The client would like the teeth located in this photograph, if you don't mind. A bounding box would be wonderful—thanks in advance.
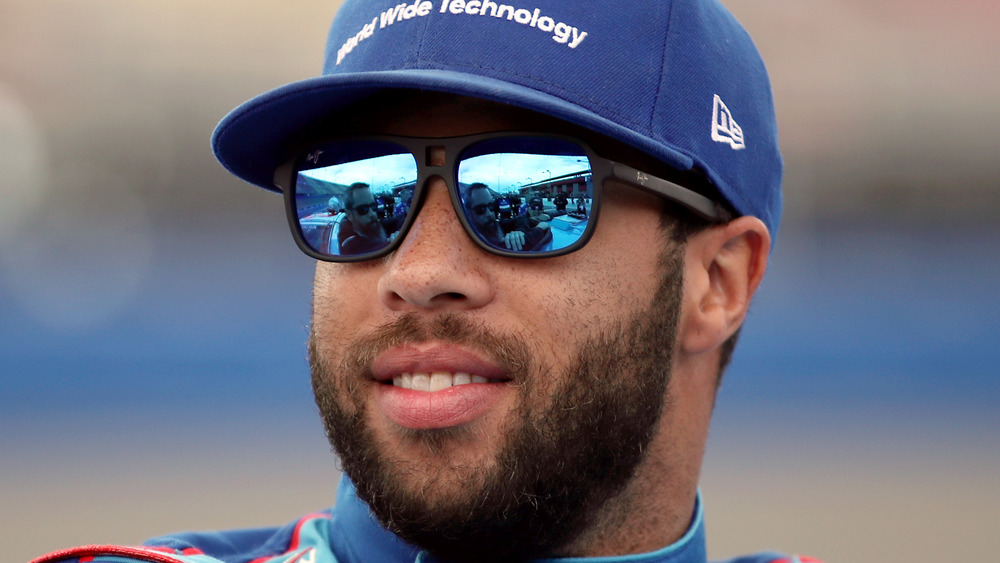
[411,374,430,391]
[429,372,451,392]
[392,371,487,391]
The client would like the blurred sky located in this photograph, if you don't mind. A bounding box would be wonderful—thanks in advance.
[1,1,999,562]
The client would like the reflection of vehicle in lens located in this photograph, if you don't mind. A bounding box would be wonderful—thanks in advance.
[547,214,589,251]
[299,211,347,255]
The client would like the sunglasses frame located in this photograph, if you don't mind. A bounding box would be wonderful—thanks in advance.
[274,131,727,262]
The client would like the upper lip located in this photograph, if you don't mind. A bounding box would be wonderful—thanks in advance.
[370,343,509,382]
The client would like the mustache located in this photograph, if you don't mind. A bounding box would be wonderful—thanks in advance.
[311,313,533,383]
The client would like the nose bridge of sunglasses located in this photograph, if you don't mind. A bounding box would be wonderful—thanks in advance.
[427,145,446,167]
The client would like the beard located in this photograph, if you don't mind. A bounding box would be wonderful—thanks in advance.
[357,217,384,239]
[310,248,683,562]
[473,216,503,245]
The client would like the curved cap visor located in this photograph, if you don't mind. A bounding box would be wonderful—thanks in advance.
[211,70,695,193]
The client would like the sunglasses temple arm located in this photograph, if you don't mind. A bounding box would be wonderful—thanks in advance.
[611,163,725,221]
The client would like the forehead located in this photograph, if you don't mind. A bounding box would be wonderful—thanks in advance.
[352,187,375,202]
[469,187,492,203]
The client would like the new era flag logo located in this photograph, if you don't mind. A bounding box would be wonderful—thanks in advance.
[711,94,745,150]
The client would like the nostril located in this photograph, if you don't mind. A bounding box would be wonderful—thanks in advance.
[443,292,465,300]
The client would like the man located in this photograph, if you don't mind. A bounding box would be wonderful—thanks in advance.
[35,0,817,562]
[553,191,569,215]
[466,182,550,252]
[341,182,390,255]
[527,196,552,223]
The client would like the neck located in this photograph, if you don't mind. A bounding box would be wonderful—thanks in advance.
[556,448,701,557]
[561,368,712,558]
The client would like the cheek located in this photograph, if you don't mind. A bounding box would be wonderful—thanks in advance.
[312,263,343,316]
[495,230,665,372]
[312,261,383,339]
[565,197,667,318]
[523,257,656,355]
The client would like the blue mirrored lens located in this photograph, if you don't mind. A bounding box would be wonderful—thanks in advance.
[294,141,417,257]
[457,137,593,254]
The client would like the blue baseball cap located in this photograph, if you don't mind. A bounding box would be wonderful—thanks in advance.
[212,0,782,237]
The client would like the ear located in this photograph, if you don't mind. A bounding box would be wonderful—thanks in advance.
[678,216,770,356]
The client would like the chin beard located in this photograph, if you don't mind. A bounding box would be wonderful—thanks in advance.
[358,219,384,239]
[310,249,683,562]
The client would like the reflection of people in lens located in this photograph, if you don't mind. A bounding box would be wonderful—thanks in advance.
[467,183,549,252]
[553,192,568,216]
[527,197,551,222]
[394,187,413,217]
[342,182,388,255]
[495,195,513,219]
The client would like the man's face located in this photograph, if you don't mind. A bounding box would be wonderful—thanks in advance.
[528,199,545,219]
[310,95,684,561]
[347,187,379,235]
[467,187,496,231]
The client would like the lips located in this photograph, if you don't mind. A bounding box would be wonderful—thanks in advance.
[371,344,511,430]
[371,344,509,383]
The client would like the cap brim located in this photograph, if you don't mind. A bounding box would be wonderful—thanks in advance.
[211,69,695,191]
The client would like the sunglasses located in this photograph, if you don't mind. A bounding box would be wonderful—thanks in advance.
[470,202,494,216]
[347,203,375,215]
[274,132,726,262]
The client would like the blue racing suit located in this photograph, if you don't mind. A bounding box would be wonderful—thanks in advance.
[31,476,820,563]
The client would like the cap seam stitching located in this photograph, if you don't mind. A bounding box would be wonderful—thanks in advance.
[647,0,676,131]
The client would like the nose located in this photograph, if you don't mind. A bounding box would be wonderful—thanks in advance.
[378,177,495,312]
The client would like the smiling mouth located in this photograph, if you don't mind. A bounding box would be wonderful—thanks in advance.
[391,372,493,391]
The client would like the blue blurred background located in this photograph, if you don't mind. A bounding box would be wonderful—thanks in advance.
[2,1,998,561]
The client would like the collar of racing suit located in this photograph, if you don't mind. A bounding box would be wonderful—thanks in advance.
[329,475,708,563]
